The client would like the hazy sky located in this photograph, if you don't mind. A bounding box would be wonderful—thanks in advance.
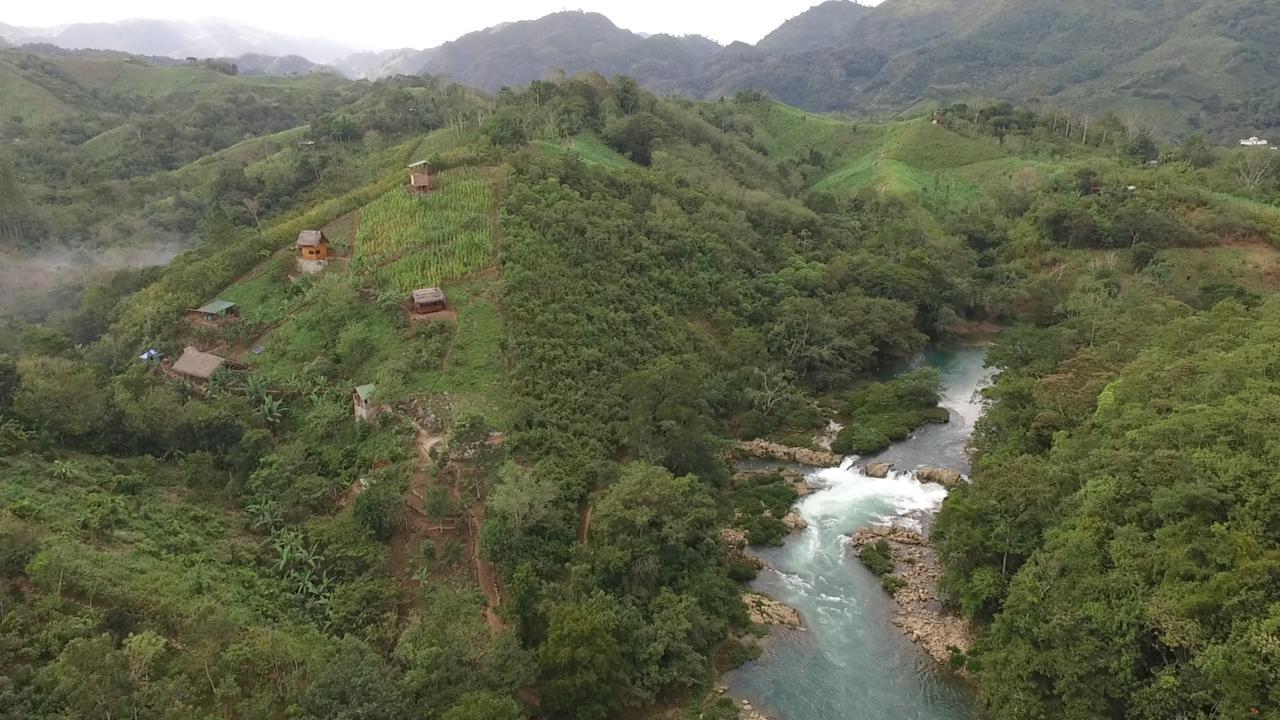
[4,1,882,51]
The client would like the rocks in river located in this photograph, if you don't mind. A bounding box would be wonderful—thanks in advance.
[849,525,928,548]
[864,461,894,478]
[782,512,808,532]
[736,439,844,468]
[916,466,965,487]
[744,592,803,628]
[848,523,974,668]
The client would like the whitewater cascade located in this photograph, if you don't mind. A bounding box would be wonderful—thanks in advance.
[727,347,992,720]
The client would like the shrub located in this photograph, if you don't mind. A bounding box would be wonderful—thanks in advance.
[353,482,401,541]
[858,539,895,577]
[0,518,42,576]
[880,575,906,595]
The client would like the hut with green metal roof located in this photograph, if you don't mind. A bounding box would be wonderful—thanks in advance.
[188,299,239,324]
[353,383,380,422]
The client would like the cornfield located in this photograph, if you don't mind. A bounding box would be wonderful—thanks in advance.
[354,168,495,292]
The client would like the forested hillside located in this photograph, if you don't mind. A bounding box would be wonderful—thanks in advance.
[324,0,1280,143]
[9,0,1279,142]
[0,48,486,326]
[1,56,1279,720]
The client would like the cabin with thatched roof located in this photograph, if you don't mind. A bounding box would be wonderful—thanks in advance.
[296,230,330,260]
[411,287,446,314]
[171,346,226,383]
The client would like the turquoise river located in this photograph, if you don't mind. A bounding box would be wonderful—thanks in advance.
[726,346,993,720]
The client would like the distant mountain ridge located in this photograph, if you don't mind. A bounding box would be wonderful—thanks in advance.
[330,11,721,91]
[3,1,1278,141]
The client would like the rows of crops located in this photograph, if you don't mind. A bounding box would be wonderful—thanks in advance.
[353,167,495,292]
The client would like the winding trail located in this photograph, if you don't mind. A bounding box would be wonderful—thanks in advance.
[403,420,505,633]
[470,502,504,632]
[389,423,449,619]
[577,504,593,546]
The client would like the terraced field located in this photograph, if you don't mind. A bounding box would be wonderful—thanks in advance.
[353,167,498,292]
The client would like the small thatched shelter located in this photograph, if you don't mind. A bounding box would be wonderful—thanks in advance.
[172,346,226,382]
[411,288,446,313]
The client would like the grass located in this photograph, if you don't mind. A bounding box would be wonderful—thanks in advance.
[1155,244,1280,295]
[409,278,508,420]
[736,100,876,165]
[244,273,508,420]
[811,119,1010,199]
[218,255,301,328]
[535,133,633,168]
[0,57,76,124]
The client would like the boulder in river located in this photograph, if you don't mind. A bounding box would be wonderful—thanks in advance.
[916,466,964,487]
[782,512,808,532]
[864,462,894,478]
[849,525,928,548]
[744,592,803,627]
[736,439,844,468]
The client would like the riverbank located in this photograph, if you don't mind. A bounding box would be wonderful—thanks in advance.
[850,522,974,668]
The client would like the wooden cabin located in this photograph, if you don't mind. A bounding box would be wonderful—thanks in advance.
[188,300,239,324]
[408,160,432,193]
[411,287,446,314]
[353,383,380,422]
[296,230,330,260]
[171,346,226,383]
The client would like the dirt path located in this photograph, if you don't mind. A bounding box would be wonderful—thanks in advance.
[386,421,505,632]
[388,423,450,619]
[578,504,593,546]
[470,502,504,632]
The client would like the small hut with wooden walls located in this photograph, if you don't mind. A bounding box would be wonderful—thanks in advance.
[411,287,446,314]
[296,230,330,260]
[296,230,330,274]
[188,299,238,325]
[408,160,432,194]
[353,384,381,423]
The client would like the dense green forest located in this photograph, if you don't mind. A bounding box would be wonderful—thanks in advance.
[1,45,1279,720]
